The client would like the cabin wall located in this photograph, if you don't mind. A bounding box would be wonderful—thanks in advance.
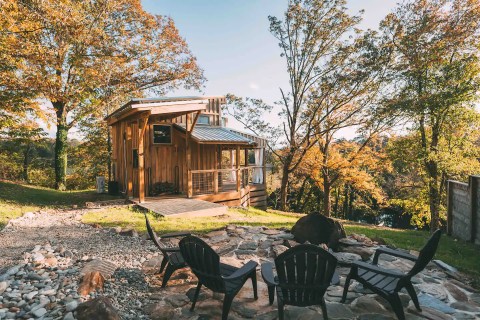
[111,120,219,197]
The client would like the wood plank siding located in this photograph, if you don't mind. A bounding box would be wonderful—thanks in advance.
[108,96,267,210]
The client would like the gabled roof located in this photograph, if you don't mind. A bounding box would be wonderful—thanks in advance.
[105,96,222,125]
[174,124,256,145]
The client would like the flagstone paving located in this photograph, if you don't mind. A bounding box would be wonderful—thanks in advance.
[0,209,479,319]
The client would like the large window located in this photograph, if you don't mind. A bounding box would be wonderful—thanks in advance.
[153,124,172,144]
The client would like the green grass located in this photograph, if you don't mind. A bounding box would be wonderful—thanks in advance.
[0,180,121,228]
[82,206,301,234]
[83,206,480,287]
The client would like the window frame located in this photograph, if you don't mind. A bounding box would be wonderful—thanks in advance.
[152,124,173,145]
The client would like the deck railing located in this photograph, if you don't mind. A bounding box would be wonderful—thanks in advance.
[190,166,265,196]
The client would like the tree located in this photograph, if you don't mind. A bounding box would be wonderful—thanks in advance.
[1,0,205,190]
[380,0,480,231]
[0,121,48,182]
[228,0,363,210]
[386,107,480,228]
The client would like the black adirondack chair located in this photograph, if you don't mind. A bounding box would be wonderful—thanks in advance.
[261,244,338,320]
[144,214,191,287]
[341,230,442,320]
[179,235,258,320]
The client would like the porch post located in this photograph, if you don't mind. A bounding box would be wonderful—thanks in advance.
[236,145,241,191]
[262,147,267,185]
[186,113,192,198]
[214,145,218,194]
[138,114,149,203]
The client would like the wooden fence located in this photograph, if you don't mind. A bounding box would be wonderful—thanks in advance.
[447,175,480,244]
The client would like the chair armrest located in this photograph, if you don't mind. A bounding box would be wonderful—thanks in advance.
[373,246,418,265]
[352,261,404,278]
[223,260,258,281]
[160,231,191,238]
[261,262,278,286]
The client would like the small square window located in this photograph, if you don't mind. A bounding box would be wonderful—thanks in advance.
[153,124,172,144]
[197,115,210,125]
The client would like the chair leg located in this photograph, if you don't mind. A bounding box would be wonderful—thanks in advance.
[190,282,202,312]
[267,285,275,305]
[222,293,235,320]
[320,297,328,320]
[389,293,405,320]
[161,264,177,288]
[159,256,168,273]
[251,271,258,300]
[341,271,353,303]
[277,297,285,320]
[405,282,421,311]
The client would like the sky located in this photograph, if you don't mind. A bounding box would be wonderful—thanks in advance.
[140,0,398,138]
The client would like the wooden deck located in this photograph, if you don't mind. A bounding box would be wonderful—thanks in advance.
[133,197,228,217]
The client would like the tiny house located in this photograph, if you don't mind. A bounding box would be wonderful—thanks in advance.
[105,96,267,209]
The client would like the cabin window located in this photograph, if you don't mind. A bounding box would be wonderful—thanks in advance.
[197,115,210,125]
[152,124,172,144]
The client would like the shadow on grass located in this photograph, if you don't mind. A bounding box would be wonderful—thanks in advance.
[0,180,121,208]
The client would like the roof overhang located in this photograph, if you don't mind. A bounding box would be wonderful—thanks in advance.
[174,124,257,146]
[105,97,210,125]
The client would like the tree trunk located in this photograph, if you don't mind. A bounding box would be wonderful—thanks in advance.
[279,157,292,211]
[22,144,31,182]
[427,160,441,232]
[333,187,339,217]
[54,103,68,190]
[323,178,331,217]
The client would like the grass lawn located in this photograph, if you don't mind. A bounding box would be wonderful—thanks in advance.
[0,180,120,228]
[83,206,480,287]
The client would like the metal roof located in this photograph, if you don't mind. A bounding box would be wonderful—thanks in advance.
[175,124,255,145]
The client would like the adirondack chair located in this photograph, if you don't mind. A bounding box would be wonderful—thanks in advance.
[144,214,191,287]
[179,235,258,320]
[341,230,442,320]
[261,244,338,320]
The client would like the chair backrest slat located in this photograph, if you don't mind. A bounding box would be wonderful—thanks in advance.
[180,236,224,292]
[275,244,337,306]
[407,230,442,277]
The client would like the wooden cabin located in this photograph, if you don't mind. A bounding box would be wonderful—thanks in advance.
[106,96,267,209]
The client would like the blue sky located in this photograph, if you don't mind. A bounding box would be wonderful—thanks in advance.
[141,0,398,137]
[142,0,397,103]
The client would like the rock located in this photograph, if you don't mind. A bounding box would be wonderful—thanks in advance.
[444,282,468,301]
[145,301,175,320]
[339,246,374,261]
[0,281,8,294]
[81,259,117,279]
[31,252,45,263]
[261,229,281,235]
[238,241,258,250]
[331,252,362,266]
[418,283,448,301]
[76,297,121,320]
[272,245,289,258]
[351,295,388,314]
[32,307,47,317]
[325,302,355,319]
[78,271,105,296]
[450,301,480,312]
[165,294,190,307]
[417,294,456,314]
[291,212,346,249]
[408,306,454,320]
[186,287,210,302]
[65,300,79,312]
[63,312,75,320]
[119,228,138,237]
[23,212,35,219]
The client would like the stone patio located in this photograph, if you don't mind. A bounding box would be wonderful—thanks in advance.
[0,210,479,319]
[141,225,480,320]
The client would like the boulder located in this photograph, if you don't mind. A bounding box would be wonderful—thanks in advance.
[78,271,104,296]
[291,212,346,249]
[76,297,121,320]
